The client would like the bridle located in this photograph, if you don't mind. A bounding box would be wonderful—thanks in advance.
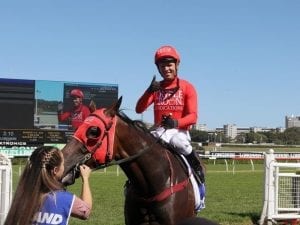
[66,109,156,180]
[75,112,114,163]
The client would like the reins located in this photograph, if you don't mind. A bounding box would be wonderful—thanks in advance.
[91,143,155,171]
[74,115,167,172]
[92,127,167,171]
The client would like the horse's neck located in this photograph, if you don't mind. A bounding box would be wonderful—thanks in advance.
[116,121,172,193]
[124,150,171,195]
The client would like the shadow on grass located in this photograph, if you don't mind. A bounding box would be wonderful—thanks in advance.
[225,212,261,225]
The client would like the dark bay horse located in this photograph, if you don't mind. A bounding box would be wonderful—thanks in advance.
[61,97,199,225]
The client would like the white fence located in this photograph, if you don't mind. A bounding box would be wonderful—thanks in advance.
[0,154,12,225]
[260,149,300,225]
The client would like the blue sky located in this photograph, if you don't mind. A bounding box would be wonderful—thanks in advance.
[1,0,299,129]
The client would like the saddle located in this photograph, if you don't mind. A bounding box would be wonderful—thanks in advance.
[155,137,206,212]
[156,138,203,183]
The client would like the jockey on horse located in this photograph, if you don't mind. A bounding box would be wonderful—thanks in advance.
[135,45,205,185]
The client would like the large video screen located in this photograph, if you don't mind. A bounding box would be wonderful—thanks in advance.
[0,78,118,150]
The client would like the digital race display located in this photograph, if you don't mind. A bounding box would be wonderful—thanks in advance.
[0,78,118,150]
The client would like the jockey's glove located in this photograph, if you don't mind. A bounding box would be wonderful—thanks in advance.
[161,116,178,129]
[57,102,63,113]
[147,75,160,93]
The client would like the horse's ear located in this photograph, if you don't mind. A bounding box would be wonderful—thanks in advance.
[89,99,97,113]
[105,96,122,116]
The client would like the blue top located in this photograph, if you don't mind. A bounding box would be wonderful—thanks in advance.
[32,191,75,225]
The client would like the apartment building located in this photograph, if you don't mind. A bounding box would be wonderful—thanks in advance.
[223,124,237,139]
[285,115,300,128]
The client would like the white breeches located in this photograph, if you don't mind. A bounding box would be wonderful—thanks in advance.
[151,127,192,155]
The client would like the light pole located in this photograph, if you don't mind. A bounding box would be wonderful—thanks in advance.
[35,90,41,115]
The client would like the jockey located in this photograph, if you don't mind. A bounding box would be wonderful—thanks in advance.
[58,88,91,131]
[135,45,205,184]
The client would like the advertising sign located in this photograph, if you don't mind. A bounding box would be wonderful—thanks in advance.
[205,151,300,160]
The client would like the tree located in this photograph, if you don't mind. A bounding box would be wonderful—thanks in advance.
[190,129,209,143]
[235,133,247,143]
[262,130,284,144]
[283,127,300,145]
[245,132,267,144]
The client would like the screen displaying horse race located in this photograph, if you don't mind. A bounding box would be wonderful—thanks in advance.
[0,78,118,154]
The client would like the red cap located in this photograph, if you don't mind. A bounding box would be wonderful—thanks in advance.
[70,89,84,98]
[154,45,180,64]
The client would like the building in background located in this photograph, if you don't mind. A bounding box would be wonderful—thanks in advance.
[192,123,207,131]
[285,115,300,128]
[224,124,237,139]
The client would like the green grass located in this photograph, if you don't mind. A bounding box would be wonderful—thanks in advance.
[12,164,265,225]
[200,164,264,225]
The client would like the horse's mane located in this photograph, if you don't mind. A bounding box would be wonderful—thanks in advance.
[117,109,177,153]
[118,109,151,134]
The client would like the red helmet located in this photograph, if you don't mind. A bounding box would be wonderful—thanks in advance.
[70,89,84,98]
[154,45,180,65]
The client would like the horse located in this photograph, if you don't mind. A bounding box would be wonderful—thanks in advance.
[61,97,204,225]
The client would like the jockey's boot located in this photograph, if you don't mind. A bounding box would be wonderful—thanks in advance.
[186,150,205,184]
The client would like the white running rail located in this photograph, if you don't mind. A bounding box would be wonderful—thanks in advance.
[260,149,300,225]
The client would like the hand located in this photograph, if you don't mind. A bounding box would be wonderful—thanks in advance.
[147,75,160,93]
[161,115,178,129]
[79,165,92,181]
[57,102,63,112]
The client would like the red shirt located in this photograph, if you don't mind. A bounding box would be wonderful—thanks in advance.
[58,104,91,130]
[136,77,198,130]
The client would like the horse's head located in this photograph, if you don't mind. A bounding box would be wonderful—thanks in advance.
[61,97,122,185]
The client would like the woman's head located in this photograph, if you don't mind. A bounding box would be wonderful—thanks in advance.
[29,146,64,191]
[4,146,64,225]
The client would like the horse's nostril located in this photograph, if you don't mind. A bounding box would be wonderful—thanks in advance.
[61,172,76,186]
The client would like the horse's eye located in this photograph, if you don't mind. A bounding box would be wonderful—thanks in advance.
[86,126,101,139]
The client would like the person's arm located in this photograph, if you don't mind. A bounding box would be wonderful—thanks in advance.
[79,165,92,209]
[71,165,92,219]
[177,83,198,129]
[135,91,154,113]
[136,76,159,113]
[57,102,71,122]
[71,197,91,219]
[58,111,71,122]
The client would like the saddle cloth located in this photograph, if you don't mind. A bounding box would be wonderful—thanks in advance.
[180,155,206,212]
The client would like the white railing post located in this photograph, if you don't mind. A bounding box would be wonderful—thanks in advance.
[260,149,275,225]
[0,154,12,225]
[267,149,276,223]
